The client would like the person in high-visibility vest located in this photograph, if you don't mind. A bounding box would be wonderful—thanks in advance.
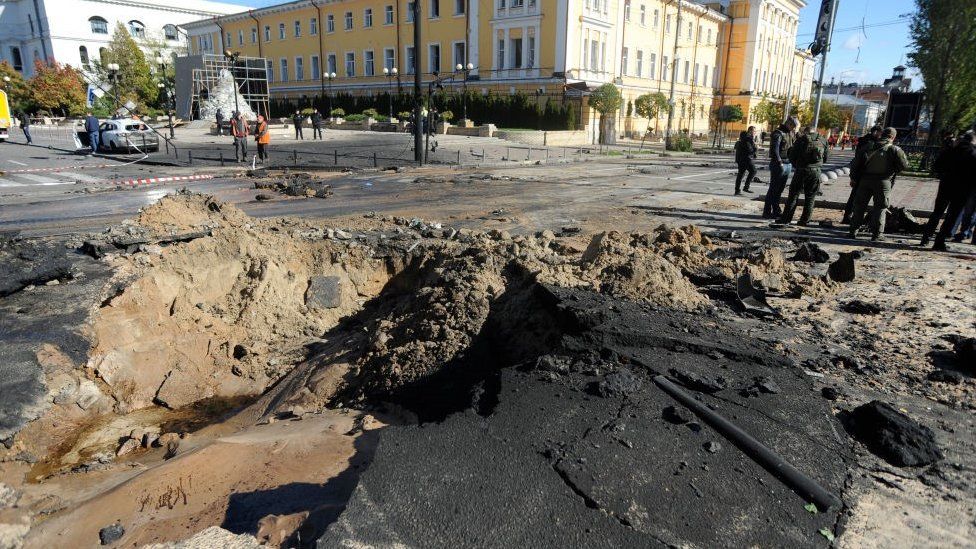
[255,115,270,163]
[232,112,249,162]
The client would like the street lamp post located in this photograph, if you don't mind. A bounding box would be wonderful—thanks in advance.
[155,56,175,139]
[535,87,544,131]
[323,72,337,116]
[454,63,474,124]
[382,67,398,119]
[106,63,120,116]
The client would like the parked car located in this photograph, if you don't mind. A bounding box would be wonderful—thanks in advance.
[98,119,159,153]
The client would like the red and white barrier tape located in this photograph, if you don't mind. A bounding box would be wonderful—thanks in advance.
[5,164,118,174]
[110,174,215,187]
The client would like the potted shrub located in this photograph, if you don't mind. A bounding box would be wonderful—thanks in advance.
[436,110,454,133]
[329,107,345,124]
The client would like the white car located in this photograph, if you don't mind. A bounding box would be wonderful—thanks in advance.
[97,119,159,153]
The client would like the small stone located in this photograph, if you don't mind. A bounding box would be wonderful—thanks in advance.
[821,387,841,400]
[141,432,158,448]
[45,279,61,286]
[154,432,181,447]
[333,229,353,239]
[927,370,963,384]
[704,441,722,454]
[306,275,342,309]
[99,523,125,545]
[255,193,274,201]
[662,405,693,425]
[116,438,139,457]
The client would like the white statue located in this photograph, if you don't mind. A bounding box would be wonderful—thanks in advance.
[199,69,255,120]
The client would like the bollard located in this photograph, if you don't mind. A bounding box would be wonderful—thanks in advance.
[293,149,298,166]
[457,149,461,165]
[507,146,510,160]
[165,139,169,154]
[526,147,531,161]
[546,148,550,161]
[373,152,378,167]
[334,149,338,165]
[188,150,193,165]
[220,151,225,166]
[482,148,485,164]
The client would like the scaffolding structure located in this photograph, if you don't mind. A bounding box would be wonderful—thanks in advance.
[189,54,270,120]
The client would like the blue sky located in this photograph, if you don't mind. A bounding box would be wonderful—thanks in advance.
[225,0,920,88]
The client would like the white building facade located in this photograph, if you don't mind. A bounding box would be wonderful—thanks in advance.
[0,0,242,77]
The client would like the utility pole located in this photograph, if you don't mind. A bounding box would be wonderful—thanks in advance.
[664,0,683,149]
[811,0,839,131]
[413,0,423,163]
[782,56,796,123]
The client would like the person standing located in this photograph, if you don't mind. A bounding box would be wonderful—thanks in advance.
[84,112,101,153]
[215,108,224,136]
[930,131,976,251]
[255,114,270,163]
[292,110,304,140]
[18,112,32,145]
[733,127,758,195]
[232,111,250,162]
[842,126,883,224]
[311,109,323,140]
[920,131,959,246]
[776,126,828,226]
[848,127,910,241]
[764,117,798,218]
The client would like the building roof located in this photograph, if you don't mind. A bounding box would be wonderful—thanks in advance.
[828,95,879,108]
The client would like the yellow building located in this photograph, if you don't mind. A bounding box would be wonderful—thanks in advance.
[182,0,813,137]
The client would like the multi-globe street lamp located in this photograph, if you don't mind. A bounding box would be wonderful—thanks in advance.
[382,67,398,119]
[454,62,474,123]
[106,63,120,114]
[323,72,337,116]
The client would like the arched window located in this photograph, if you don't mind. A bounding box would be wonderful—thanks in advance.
[10,47,23,71]
[89,16,108,34]
[164,24,178,41]
[128,20,145,38]
[79,46,89,67]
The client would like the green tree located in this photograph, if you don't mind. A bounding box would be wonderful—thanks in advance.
[28,60,87,116]
[751,96,782,131]
[813,100,843,130]
[908,0,976,143]
[634,92,669,130]
[588,83,622,144]
[95,23,158,111]
[712,104,744,147]
[0,61,32,112]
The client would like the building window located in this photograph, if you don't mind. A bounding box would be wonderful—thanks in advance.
[279,23,285,39]
[266,59,273,82]
[429,0,440,18]
[364,8,373,27]
[311,55,320,79]
[653,9,659,28]
[264,26,270,41]
[280,58,288,81]
[687,22,692,39]
[707,28,711,45]
[693,62,699,84]
[697,26,702,43]
[583,38,588,70]
[623,0,631,21]
[79,46,89,67]
[294,20,301,37]
[601,41,606,71]
[497,39,504,70]
[453,42,466,68]
[226,32,232,47]
[327,53,337,74]
[406,45,416,73]
[128,20,145,39]
[683,60,689,83]
[713,66,719,88]
[385,5,394,24]
[364,50,375,75]
[345,52,355,76]
[527,36,535,68]
[164,24,178,41]
[589,40,598,71]
[663,55,669,80]
[89,17,108,34]
[238,30,244,46]
[636,50,643,77]
[649,52,656,79]
[428,43,440,73]
[384,48,395,70]
[295,56,304,80]
[310,17,318,35]
[703,64,709,87]
[327,15,335,32]
[640,5,646,25]
[511,38,521,68]
[455,0,465,15]
[665,14,671,33]
[407,2,416,22]
[620,47,628,76]
[251,27,257,43]
[344,12,353,30]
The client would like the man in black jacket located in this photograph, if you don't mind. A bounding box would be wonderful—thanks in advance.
[842,125,882,224]
[311,108,323,140]
[930,131,976,251]
[764,117,798,218]
[18,112,32,145]
[292,110,304,140]
[919,131,958,246]
[734,127,758,195]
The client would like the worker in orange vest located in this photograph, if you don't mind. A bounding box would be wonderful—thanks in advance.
[255,114,270,163]
[231,111,249,162]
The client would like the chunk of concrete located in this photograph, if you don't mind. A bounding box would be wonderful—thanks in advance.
[306,276,342,309]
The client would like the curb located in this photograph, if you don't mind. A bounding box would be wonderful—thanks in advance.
[107,174,216,187]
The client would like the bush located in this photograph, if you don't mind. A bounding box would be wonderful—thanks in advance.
[300,107,316,115]
[361,108,379,118]
[439,110,454,122]
[667,135,694,152]
[398,111,413,120]
[345,113,366,122]
[374,114,390,122]
[329,108,345,117]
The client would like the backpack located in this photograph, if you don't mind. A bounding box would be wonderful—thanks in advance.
[788,136,823,166]
[863,144,892,175]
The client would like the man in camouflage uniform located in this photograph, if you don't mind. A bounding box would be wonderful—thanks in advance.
[763,116,799,218]
[842,125,883,224]
[776,125,828,226]
[848,127,910,241]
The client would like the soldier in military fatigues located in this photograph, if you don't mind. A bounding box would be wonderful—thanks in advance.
[848,127,910,241]
[776,126,828,226]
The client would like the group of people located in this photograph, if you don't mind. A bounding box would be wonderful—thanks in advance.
[734,119,976,250]
[290,109,325,140]
[216,108,270,163]
[827,133,855,150]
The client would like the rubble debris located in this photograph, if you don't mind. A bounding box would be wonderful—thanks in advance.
[736,272,777,316]
[254,172,334,198]
[741,376,781,397]
[792,242,830,263]
[662,405,693,425]
[99,523,124,545]
[703,441,722,454]
[255,193,274,201]
[668,369,728,393]
[841,401,943,467]
[115,438,139,457]
[592,369,643,398]
[306,275,343,309]
[821,387,841,401]
[927,370,963,384]
[885,207,926,234]
[0,238,73,296]
[841,300,882,315]
[828,252,856,283]
[953,337,975,369]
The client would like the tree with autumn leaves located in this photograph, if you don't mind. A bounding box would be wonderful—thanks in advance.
[27,60,87,116]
